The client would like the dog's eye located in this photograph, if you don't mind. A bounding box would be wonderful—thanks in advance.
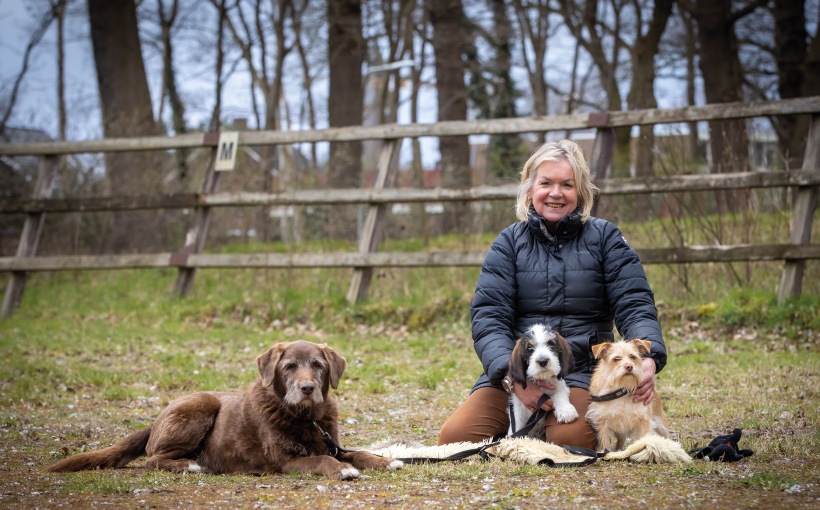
[282,362,296,371]
[629,354,638,360]
[311,361,324,370]
[612,357,621,363]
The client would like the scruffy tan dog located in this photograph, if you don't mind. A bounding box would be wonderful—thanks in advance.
[586,340,669,452]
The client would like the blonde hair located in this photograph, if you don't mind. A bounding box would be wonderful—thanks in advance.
[515,139,598,222]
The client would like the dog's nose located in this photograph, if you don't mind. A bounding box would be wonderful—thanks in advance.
[300,383,315,395]
[625,365,633,372]
[537,358,549,368]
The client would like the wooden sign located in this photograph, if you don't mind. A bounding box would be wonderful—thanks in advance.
[215,132,239,171]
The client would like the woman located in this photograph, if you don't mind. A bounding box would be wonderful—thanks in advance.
[437,139,667,448]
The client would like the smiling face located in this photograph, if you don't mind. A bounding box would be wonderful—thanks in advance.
[526,160,578,229]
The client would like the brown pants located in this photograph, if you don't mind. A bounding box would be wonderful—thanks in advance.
[437,386,597,449]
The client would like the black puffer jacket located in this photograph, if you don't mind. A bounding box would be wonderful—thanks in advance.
[470,206,666,392]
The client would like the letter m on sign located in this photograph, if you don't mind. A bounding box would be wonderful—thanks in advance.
[215,131,240,171]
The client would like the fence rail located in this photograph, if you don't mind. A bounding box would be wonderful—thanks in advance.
[2,244,819,273]
[1,97,819,317]
[1,170,819,214]
[1,96,818,156]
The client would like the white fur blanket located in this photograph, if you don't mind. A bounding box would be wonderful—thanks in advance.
[367,434,690,466]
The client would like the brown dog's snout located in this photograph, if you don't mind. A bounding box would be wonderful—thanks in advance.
[300,382,315,395]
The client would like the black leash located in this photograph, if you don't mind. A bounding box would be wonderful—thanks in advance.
[314,395,598,467]
[313,421,353,458]
[508,393,551,438]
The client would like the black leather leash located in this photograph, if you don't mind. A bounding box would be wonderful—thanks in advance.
[314,394,598,467]
[508,393,551,438]
[313,421,353,458]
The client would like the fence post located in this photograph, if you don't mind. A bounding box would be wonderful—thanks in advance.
[1,155,60,318]
[587,113,613,218]
[173,145,220,296]
[346,138,402,304]
[778,113,820,305]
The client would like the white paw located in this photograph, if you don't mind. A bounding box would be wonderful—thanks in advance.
[554,405,579,423]
[340,467,360,480]
[186,462,203,473]
[388,460,404,470]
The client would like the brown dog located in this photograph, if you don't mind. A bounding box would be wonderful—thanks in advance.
[585,340,669,452]
[47,341,402,480]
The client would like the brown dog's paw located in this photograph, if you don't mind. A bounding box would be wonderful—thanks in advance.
[372,455,404,471]
[330,463,360,480]
[342,451,403,471]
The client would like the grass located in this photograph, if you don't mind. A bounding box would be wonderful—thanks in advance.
[1,217,819,508]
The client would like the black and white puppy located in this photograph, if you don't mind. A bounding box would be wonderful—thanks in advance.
[507,324,578,437]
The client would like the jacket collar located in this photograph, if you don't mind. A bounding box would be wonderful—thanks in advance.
[527,205,584,243]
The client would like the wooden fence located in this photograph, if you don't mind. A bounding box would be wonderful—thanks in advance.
[1,97,819,318]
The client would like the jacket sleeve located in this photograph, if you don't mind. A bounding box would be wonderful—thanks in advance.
[600,223,667,373]
[470,229,518,386]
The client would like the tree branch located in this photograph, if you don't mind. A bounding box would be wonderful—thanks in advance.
[0,5,59,136]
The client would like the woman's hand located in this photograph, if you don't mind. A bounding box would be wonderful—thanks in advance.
[513,380,556,412]
[633,357,657,405]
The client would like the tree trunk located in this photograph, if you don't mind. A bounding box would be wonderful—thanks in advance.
[88,0,160,251]
[771,0,810,170]
[625,0,673,222]
[557,0,629,176]
[682,9,701,162]
[328,0,365,240]
[486,0,526,184]
[694,0,751,214]
[159,0,188,182]
[426,0,471,234]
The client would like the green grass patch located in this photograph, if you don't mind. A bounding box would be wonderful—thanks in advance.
[737,472,797,490]
[61,473,136,495]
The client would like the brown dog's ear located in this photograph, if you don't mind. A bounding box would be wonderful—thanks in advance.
[630,339,652,356]
[256,343,289,387]
[319,344,346,389]
[556,333,574,379]
[591,342,612,360]
[508,338,527,389]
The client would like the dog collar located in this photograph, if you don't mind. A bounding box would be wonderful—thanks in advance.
[589,388,629,402]
[528,378,554,389]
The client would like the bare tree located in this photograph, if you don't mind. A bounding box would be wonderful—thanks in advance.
[681,0,767,213]
[556,0,632,175]
[211,0,227,132]
[55,0,68,142]
[513,0,553,121]
[291,0,320,174]
[425,0,471,233]
[0,4,60,136]
[770,0,819,170]
[625,0,674,221]
[154,0,189,181]
[328,0,366,239]
[87,0,161,250]
[681,8,701,161]
[408,5,431,243]
[217,0,297,241]
[483,0,528,182]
